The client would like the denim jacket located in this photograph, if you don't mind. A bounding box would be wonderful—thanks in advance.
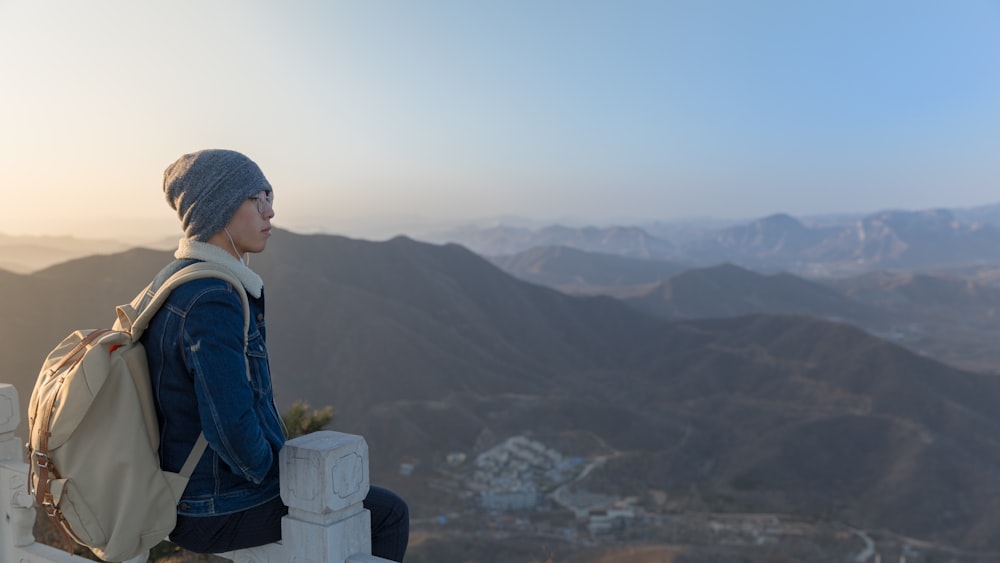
[142,253,286,516]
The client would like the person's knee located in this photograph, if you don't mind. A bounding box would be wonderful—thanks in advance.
[382,488,409,524]
[394,494,409,523]
[366,486,409,526]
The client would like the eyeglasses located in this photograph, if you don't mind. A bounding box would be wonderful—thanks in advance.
[248,191,274,214]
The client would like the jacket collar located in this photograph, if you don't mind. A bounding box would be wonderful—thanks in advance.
[174,238,264,298]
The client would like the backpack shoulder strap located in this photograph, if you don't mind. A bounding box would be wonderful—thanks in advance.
[180,433,209,478]
[115,262,253,383]
[116,262,252,347]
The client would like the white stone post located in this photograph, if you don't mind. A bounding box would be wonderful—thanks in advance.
[0,383,36,549]
[222,430,394,563]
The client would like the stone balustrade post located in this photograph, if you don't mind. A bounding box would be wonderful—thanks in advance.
[0,383,35,549]
[224,430,392,563]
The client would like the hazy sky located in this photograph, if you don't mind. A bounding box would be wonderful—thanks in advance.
[3,1,999,240]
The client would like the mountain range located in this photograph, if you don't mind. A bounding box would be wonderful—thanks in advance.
[9,202,1000,277]
[6,228,1000,557]
[430,204,1000,276]
[486,248,1000,375]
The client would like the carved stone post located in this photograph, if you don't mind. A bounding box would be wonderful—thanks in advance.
[280,431,373,562]
[0,383,22,462]
[226,430,391,563]
[0,383,37,548]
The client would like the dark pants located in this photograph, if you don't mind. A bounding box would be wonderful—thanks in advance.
[170,485,409,561]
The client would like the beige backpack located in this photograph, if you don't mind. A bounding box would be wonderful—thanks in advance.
[27,262,250,562]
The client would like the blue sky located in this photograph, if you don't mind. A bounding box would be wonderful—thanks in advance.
[2,1,998,239]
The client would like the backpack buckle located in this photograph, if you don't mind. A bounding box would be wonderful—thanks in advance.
[42,500,60,518]
[33,451,50,469]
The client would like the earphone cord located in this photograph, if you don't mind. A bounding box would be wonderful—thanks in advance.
[223,228,248,266]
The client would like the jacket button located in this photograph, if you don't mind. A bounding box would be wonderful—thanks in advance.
[179,503,189,510]
[256,313,264,322]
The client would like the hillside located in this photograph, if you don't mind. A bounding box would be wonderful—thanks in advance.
[488,245,687,295]
[489,247,1000,373]
[625,262,882,323]
[5,230,1000,556]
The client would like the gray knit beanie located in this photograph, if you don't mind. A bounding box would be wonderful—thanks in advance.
[163,149,272,241]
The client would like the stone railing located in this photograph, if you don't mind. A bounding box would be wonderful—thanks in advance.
[0,383,391,563]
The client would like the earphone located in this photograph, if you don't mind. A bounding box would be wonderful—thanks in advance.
[223,228,249,266]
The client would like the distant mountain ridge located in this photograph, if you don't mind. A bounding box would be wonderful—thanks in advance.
[6,229,1000,552]
[0,233,176,273]
[424,203,1000,275]
[426,224,676,259]
[11,202,1000,276]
